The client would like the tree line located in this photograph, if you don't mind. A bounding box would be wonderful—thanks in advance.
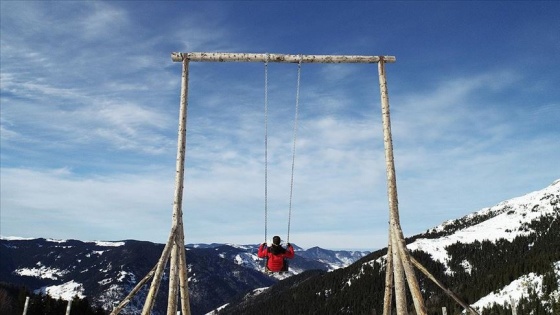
[217,212,560,314]
[0,282,107,315]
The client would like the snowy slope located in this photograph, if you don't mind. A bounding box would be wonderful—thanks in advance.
[403,179,560,312]
[466,260,560,313]
[407,179,560,272]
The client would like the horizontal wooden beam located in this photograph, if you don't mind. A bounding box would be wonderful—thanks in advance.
[171,52,395,64]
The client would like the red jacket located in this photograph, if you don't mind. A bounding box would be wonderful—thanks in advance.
[258,243,295,272]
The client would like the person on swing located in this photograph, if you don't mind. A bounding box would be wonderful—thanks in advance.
[258,235,295,272]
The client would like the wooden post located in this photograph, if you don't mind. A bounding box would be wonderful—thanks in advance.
[378,59,427,315]
[163,57,191,315]
[177,226,191,315]
[410,257,479,315]
[167,240,179,315]
[22,296,29,315]
[382,228,393,315]
[391,227,408,314]
[143,56,191,315]
[110,265,157,315]
[141,228,176,314]
[510,297,517,315]
[173,56,192,315]
[65,299,72,315]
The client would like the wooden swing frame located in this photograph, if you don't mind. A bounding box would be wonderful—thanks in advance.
[110,52,478,315]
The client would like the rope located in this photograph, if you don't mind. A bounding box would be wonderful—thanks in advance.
[264,54,269,244]
[287,56,302,244]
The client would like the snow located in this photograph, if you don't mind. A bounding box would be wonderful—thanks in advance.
[116,270,135,282]
[205,287,269,314]
[460,259,472,274]
[552,261,560,305]
[86,250,106,257]
[205,303,229,315]
[0,236,125,248]
[234,254,243,264]
[46,238,68,243]
[253,287,269,294]
[15,262,68,280]
[0,235,34,240]
[467,272,543,313]
[98,278,112,285]
[227,243,257,250]
[34,280,85,301]
[93,240,125,247]
[555,261,560,285]
[335,253,356,266]
[317,289,332,297]
[407,180,559,273]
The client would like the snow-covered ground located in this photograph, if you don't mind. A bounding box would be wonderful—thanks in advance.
[34,280,86,301]
[15,262,68,280]
[408,179,559,272]
[471,272,543,312]
[465,260,560,313]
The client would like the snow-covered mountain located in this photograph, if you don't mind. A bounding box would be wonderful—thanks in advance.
[407,179,560,271]
[0,238,368,314]
[216,179,560,314]
[405,179,560,312]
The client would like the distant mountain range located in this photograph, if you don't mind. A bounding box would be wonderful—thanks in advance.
[2,179,559,314]
[0,237,369,314]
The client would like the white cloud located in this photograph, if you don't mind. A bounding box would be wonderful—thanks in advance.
[80,2,130,40]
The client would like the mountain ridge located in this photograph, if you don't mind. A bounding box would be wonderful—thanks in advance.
[0,237,368,314]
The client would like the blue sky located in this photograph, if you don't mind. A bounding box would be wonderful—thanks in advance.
[1,1,559,250]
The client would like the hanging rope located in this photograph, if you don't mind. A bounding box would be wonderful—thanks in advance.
[264,54,269,244]
[287,56,302,244]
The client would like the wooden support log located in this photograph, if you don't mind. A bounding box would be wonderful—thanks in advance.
[110,265,157,315]
[378,59,427,315]
[409,257,479,315]
[378,57,407,315]
[23,296,30,315]
[65,299,72,315]
[394,231,427,314]
[391,226,408,315]
[382,228,394,315]
[510,297,517,315]
[162,57,192,315]
[171,52,396,64]
[177,223,191,315]
[141,227,177,315]
[167,240,180,315]
[172,57,191,315]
